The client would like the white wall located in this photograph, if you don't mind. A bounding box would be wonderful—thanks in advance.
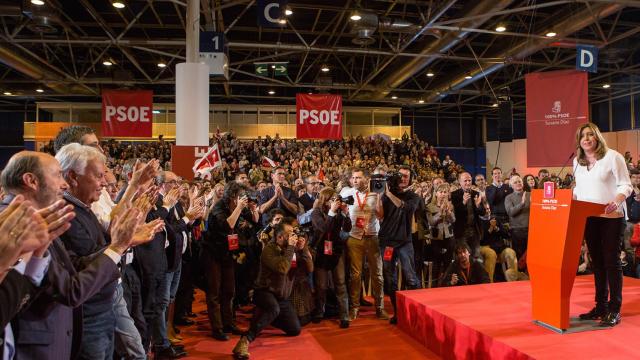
[486,129,640,178]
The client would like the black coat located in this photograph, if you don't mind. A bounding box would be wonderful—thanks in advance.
[451,189,485,240]
[134,195,169,275]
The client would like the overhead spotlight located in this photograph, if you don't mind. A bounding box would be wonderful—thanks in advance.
[103,60,113,66]
[495,25,506,32]
[3,92,12,96]
[418,99,425,104]
[321,65,330,72]
[308,92,313,95]
[545,31,557,37]
[426,71,434,77]
[152,110,161,114]
[285,7,293,16]
[268,90,276,95]
[465,74,472,79]
[157,62,166,68]
[278,18,286,24]
[492,103,499,107]
[602,84,611,89]
[391,96,398,99]
[31,0,45,5]
[271,64,276,69]
[112,1,125,9]
[350,10,362,21]
[36,88,44,93]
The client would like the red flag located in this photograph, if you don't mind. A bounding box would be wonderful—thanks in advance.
[317,168,325,181]
[262,156,277,168]
[192,143,222,176]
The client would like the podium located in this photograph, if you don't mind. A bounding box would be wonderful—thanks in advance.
[528,189,604,332]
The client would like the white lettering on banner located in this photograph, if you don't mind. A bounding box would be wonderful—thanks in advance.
[105,106,151,122]
[298,110,340,125]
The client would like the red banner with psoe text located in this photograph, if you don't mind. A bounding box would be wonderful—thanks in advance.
[296,94,342,140]
[525,70,589,167]
[102,90,153,137]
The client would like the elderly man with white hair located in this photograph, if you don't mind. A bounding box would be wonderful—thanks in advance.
[55,143,161,360]
[504,174,531,259]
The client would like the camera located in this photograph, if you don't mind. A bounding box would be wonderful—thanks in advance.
[240,191,258,204]
[369,172,402,194]
[293,227,311,238]
[337,195,354,205]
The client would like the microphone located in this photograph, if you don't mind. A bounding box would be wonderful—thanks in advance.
[557,152,575,180]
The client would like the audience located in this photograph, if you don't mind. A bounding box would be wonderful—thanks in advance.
[3,125,600,360]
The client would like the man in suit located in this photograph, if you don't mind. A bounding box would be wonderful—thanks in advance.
[485,167,513,225]
[0,151,145,360]
[298,175,320,212]
[451,172,486,253]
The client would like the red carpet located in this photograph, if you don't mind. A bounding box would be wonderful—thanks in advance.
[176,290,439,359]
[396,275,640,359]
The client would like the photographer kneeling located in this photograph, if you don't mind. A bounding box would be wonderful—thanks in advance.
[232,218,308,359]
[311,187,352,328]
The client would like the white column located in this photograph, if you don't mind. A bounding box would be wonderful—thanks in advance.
[175,0,209,146]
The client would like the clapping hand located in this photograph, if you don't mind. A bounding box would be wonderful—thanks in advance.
[35,199,75,241]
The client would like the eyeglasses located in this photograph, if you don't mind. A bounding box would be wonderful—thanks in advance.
[306,181,321,185]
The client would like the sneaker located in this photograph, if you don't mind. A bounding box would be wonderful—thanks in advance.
[376,309,390,320]
[232,336,251,359]
[349,308,359,321]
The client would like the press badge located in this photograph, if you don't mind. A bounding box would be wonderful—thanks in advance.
[383,246,394,261]
[227,234,239,251]
[324,240,333,255]
[355,216,366,229]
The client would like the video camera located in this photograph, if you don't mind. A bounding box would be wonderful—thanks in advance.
[370,172,402,194]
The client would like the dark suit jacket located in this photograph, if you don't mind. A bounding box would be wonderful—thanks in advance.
[298,193,315,212]
[13,239,119,360]
[451,189,486,240]
[134,195,169,275]
[0,270,39,360]
[165,201,188,272]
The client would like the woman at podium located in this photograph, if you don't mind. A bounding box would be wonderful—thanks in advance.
[573,123,632,327]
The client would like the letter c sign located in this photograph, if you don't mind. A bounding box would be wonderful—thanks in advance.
[257,0,287,28]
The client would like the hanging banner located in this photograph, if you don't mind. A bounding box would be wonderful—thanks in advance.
[102,90,153,137]
[525,70,589,167]
[296,93,342,140]
[193,143,222,176]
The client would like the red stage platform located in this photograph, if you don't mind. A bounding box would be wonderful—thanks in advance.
[396,276,640,359]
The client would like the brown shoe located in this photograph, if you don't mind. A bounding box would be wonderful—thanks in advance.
[376,309,390,320]
[232,336,250,359]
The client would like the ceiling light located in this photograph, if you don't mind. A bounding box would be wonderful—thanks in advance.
[112,1,125,9]
[31,0,45,5]
[271,64,276,69]
[152,110,161,114]
[465,74,472,79]
[350,10,362,21]
[602,84,610,89]
[285,7,293,16]
[545,31,557,37]
[418,99,425,104]
[495,25,506,32]
[278,18,286,24]
[36,88,44,93]
[103,60,113,66]
[157,62,166,68]
[391,96,398,99]
[268,90,275,95]
[426,72,434,77]
[321,65,330,72]
[3,92,12,96]
[492,103,499,107]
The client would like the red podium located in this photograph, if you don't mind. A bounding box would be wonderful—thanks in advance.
[528,188,604,332]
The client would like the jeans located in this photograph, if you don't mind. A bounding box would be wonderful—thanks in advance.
[510,227,529,259]
[347,235,384,311]
[122,265,146,345]
[168,262,182,302]
[247,290,301,342]
[77,304,116,360]
[113,282,146,360]
[315,252,349,321]
[585,217,625,312]
[381,241,419,313]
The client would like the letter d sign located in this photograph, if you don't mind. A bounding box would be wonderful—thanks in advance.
[576,44,598,73]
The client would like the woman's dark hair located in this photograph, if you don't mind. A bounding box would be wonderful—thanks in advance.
[522,174,537,192]
[221,181,248,204]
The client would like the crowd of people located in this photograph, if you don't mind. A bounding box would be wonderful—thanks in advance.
[2,124,637,360]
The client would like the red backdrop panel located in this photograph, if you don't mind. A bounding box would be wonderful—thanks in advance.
[171,145,211,180]
[525,70,589,167]
[102,90,153,137]
[296,94,342,140]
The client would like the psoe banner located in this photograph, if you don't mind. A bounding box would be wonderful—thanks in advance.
[525,70,589,167]
[296,93,342,140]
[102,90,153,137]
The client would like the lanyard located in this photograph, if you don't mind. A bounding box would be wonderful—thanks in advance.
[460,266,470,284]
[356,191,369,211]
